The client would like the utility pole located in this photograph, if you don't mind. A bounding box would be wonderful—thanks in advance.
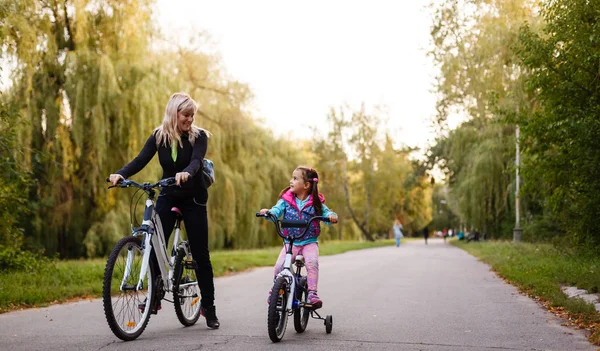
[513,106,523,242]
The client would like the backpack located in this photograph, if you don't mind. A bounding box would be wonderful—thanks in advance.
[202,159,215,188]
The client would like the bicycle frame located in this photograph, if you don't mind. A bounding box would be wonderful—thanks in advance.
[276,244,299,312]
[114,179,190,294]
[257,212,329,312]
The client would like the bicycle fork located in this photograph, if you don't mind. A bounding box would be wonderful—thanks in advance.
[278,251,296,311]
[168,219,184,285]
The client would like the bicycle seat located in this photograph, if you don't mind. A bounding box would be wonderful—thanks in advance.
[171,207,183,218]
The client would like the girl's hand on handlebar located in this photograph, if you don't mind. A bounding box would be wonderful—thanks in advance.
[258,208,270,215]
[175,172,191,186]
[109,174,124,186]
[329,214,338,223]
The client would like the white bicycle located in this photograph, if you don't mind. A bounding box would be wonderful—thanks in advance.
[102,177,201,341]
[256,212,333,342]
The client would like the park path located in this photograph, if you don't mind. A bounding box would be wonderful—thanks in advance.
[0,238,595,350]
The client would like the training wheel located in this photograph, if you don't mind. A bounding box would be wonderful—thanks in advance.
[325,315,333,334]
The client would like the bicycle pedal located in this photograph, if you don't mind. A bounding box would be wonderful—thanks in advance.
[184,258,198,270]
[305,302,322,310]
[138,303,161,314]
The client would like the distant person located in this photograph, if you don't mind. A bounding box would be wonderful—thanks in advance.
[423,226,429,245]
[467,230,480,243]
[443,228,448,243]
[393,219,404,247]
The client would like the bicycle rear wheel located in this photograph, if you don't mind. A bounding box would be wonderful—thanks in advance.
[173,247,201,326]
[268,276,290,342]
[102,236,154,341]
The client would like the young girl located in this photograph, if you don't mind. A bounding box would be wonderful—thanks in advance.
[259,166,338,309]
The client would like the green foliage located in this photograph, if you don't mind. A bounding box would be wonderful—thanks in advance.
[0,242,53,272]
[1,1,434,257]
[429,118,517,237]
[428,0,541,238]
[429,183,460,232]
[515,0,600,250]
[0,72,49,271]
[0,1,303,256]
[313,106,432,240]
[431,0,600,250]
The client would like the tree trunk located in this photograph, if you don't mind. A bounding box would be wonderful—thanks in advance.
[342,159,374,241]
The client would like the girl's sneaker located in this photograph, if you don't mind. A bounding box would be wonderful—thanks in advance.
[307,291,322,309]
[267,288,272,304]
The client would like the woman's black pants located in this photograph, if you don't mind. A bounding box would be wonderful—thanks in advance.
[154,193,215,308]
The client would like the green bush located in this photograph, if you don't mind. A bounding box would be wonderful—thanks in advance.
[0,243,53,272]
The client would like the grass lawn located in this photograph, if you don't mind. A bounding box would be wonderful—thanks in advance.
[0,239,393,313]
[453,240,600,345]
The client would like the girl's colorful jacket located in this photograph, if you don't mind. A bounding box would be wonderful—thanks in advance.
[268,190,336,246]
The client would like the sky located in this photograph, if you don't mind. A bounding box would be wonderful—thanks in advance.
[155,0,445,153]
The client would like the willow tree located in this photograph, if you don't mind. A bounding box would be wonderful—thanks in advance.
[82,40,305,254]
[1,0,162,256]
[313,105,432,240]
[428,0,541,238]
[1,0,304,257]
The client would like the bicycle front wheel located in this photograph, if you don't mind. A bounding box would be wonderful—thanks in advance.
[173,248,201,326]
[294,276,309,333]
[268,276,290,342]
[102,236,154,341]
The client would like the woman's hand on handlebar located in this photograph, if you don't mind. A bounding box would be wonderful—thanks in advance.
[175,172,191,186]
[328,214,338,224]
[258,208,270,215]
[108,174,124,186]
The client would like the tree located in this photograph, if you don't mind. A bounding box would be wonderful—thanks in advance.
[1,0,304,257]
[313,105,432,241]
[428,0,540,238]
[516,0,600,249]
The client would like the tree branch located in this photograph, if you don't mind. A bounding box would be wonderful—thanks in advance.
[63,0,75,50]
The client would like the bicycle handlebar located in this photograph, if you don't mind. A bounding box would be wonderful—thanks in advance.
[255,212,330,241]
[106,177,178,191]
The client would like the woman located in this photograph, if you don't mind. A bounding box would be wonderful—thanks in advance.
[109,92,219,329]
[393,219,404,247]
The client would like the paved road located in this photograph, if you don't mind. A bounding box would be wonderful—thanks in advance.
[0,239,595,350]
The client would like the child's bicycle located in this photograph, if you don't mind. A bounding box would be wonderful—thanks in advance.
[102,177,201,341]
[256,212,333,342]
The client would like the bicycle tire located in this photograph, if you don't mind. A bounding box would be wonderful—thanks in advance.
[294,276,309,333]
[173,247,201,326]
[268,276,290,342]
[102,236,154,341]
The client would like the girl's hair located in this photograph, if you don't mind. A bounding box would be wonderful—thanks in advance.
[154,92,209,147]
[279,166,323,216]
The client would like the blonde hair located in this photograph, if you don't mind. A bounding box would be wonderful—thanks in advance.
[155,92,209,147]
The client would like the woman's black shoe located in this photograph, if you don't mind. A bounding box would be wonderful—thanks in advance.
[201,305,220,329]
